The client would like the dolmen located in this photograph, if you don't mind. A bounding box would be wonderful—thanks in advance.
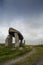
[5,28,24,48]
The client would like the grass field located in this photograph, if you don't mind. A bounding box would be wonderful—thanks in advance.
[13,45,43,65]
[0,45,32,63]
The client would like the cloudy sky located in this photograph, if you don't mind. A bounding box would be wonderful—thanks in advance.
[0,0,43,44]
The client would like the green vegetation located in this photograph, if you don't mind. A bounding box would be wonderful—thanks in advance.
[13,45,43,65]
[0,45,32,63]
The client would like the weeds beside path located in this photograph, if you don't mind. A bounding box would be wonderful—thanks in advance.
[13,46,43,65]
[0,47,36,65]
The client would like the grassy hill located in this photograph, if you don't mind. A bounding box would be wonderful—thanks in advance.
[13,45,43,65]
[0,45,32,63]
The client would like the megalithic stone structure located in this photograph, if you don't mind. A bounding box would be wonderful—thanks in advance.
[5,27,24,48]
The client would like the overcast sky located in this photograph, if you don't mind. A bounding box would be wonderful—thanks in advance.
[0,0,43,44]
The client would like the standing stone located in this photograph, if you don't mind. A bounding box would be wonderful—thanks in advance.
[19,40,22,47]
[15,33,19,48]
[5,35,12,47]
[5,36,9,47]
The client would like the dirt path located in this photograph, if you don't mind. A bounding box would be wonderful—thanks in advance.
[37,60,43,65]
[0,48,36,65]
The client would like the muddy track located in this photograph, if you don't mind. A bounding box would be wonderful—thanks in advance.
[0,48,36,65]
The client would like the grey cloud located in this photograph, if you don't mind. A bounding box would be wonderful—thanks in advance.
[24,15,43,29]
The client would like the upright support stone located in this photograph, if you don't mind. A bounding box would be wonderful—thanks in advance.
[20,40,22,47]
[15,33,19,48]
[5,35,12,47]
[5,36,9,47]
